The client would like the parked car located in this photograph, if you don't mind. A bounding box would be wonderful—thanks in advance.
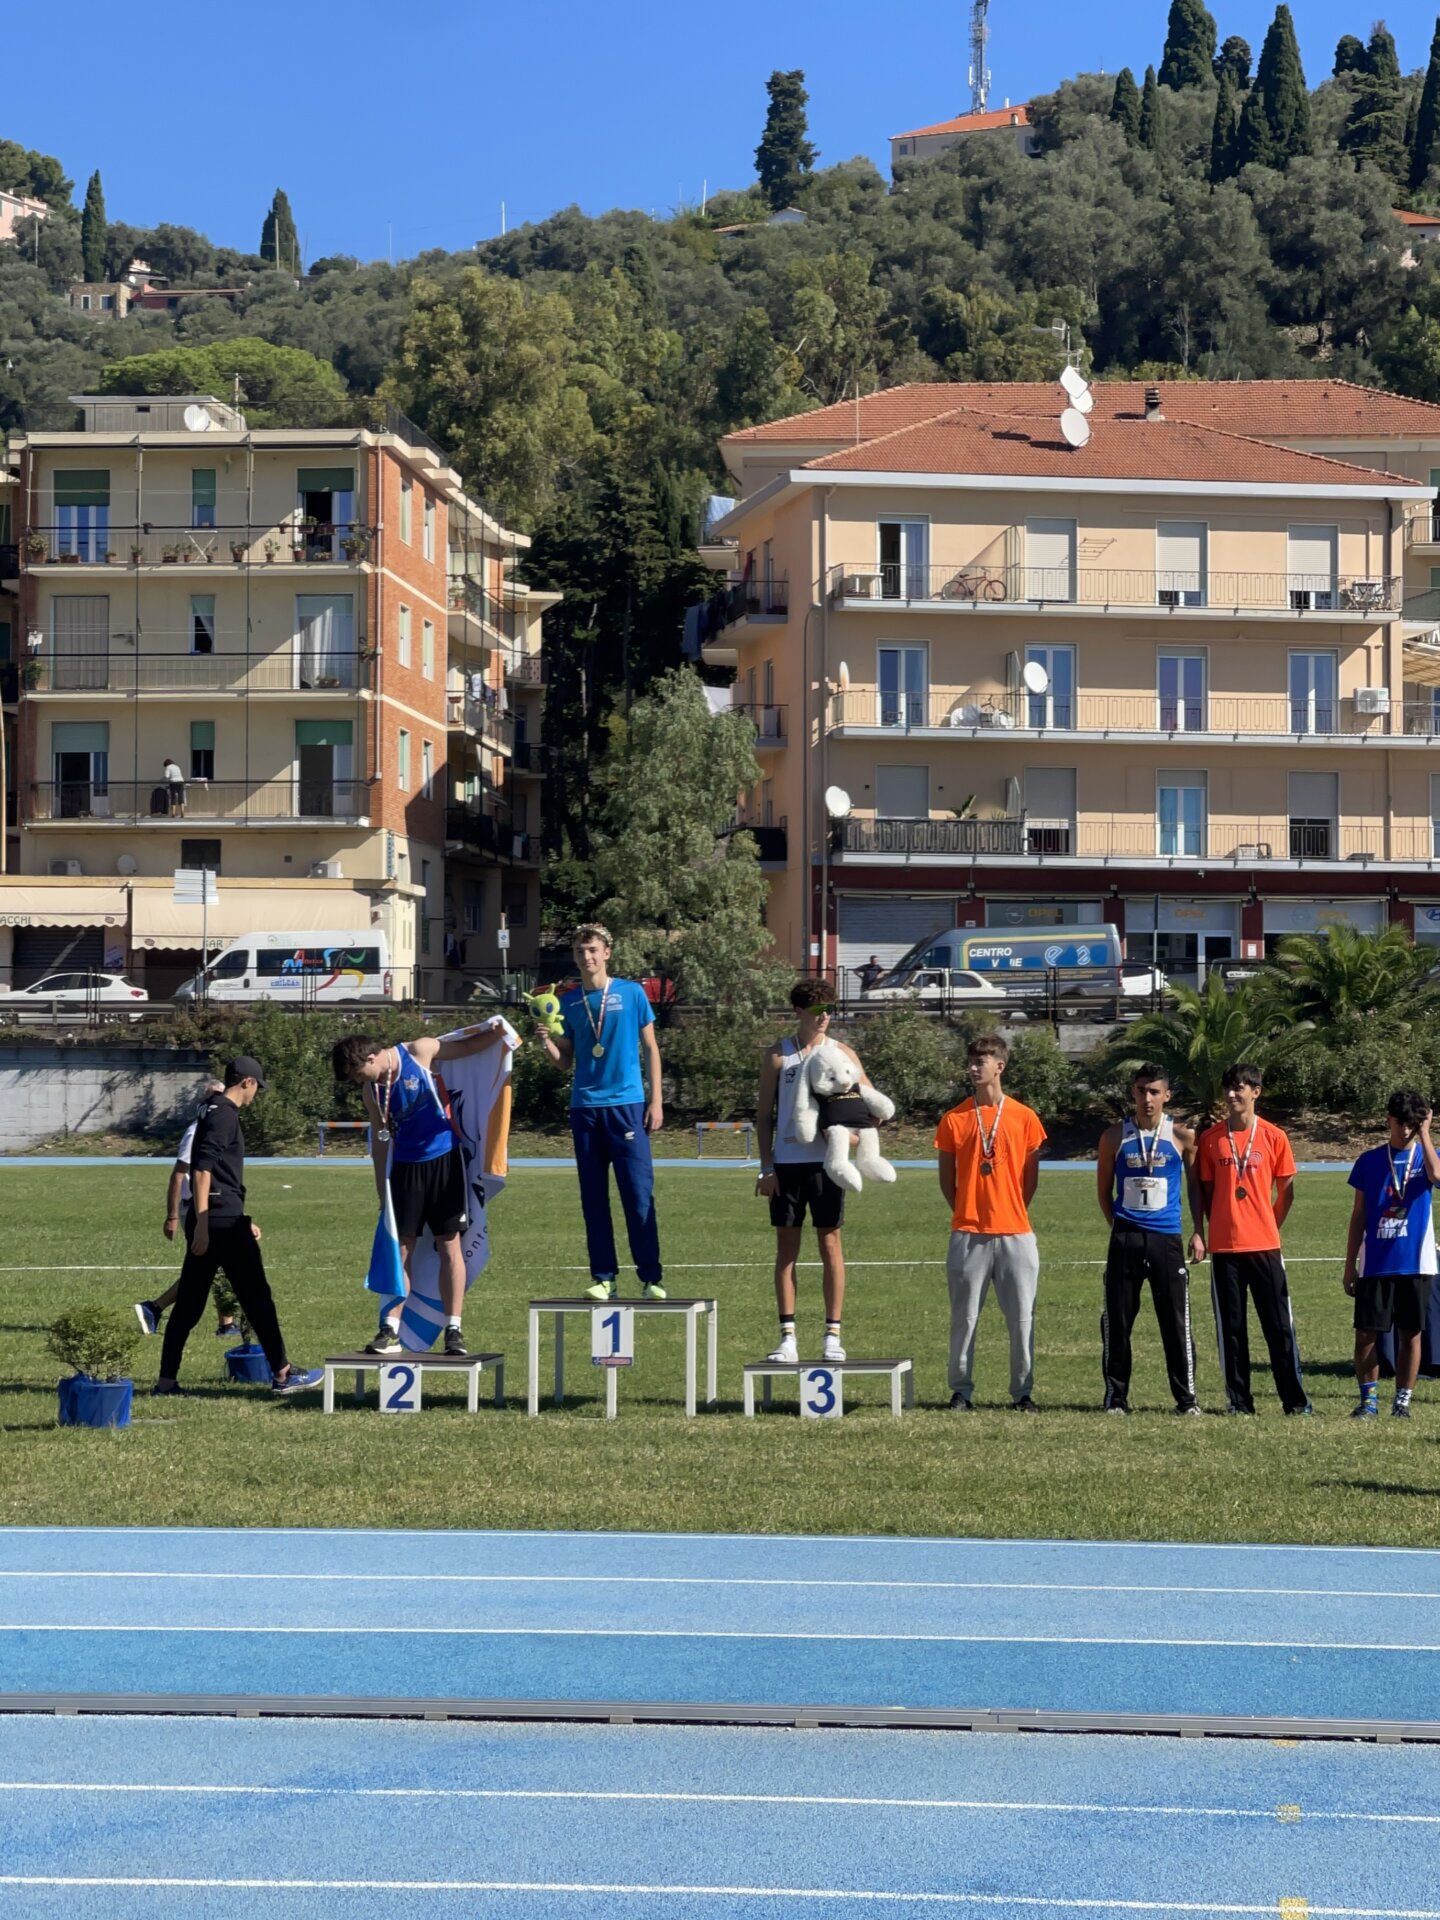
[1119,961,1171,1000]
[1210,958,1279,992]
[859,965,1033,1008]
[0,971,149,1023]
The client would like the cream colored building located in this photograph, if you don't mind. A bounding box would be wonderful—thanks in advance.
[707,380,1440,984]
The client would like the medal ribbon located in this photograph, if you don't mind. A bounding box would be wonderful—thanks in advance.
[1229,1118,1257,1190]
[975,1093,1005,1165]
[582,983,609,1053]
[1390,1139,1419,1208]
[378,1050,396,1140]
[1135,1119,1161,1174]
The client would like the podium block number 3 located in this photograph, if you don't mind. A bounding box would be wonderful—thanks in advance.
[800,1366,842,1418]
[379,1362,421,1413]
[591,1305,635,1367]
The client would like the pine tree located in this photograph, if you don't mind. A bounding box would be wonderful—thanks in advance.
[754,71,817,212]
[1341,22,1407,185]
[1411,18,1440,191]
[80,170,106,285]
[1109,67,1142,146]
[1214,35,1252,87]
[1238,5,1310,169]
[1159,0,1218,90]
[1334,34,1367,76]
[1138,65,1163,151]
[260,189,301,273]
[1209,67,1239,182]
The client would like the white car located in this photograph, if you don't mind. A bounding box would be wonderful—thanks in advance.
[860,967,1036,1006]
[0,970,150,1023]
[1119,962,1170,999]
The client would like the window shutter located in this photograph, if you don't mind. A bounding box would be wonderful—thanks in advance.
[294,719,354,748]
[297,468,356,493]
[53,471,111,508]
[190,721,215,751]
[1288,771,1338,816]
[191,470,217,509]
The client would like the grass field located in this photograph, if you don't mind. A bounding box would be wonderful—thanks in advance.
[2,1159,1437,1547]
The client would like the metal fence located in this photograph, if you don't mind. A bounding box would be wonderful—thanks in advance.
[828,561,1402,615]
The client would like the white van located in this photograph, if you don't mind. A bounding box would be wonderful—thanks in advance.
[861,924,1135,1011]
[173,931,392,1005]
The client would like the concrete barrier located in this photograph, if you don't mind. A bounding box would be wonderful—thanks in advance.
[0,1046,213,1152]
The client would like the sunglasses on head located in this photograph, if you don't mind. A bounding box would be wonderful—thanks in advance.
[808,1003,834,1016]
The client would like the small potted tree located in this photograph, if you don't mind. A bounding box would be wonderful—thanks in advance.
[219,1276,272,1383]
[22,659,43,689]
[129,542,144,565]
[48,1304,140,1428]
[161,544,180,564]
[230,539,248,563]
[340,529,369,562]
[263,538,278,565]
[25,531,48,562]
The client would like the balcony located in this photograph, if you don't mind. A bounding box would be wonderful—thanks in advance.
[512,740,549,776]
[828,563,1400,619]
[25,646,372,696]
[827,687,1413,743]
[447,576,511,645]
[28,779,368,826]
[0,542,18,585]
[1405,511,1440,549]
[447,689,513,747]
[831,815,1440,866]
[733,702,787,746]
[505,650,547,687]
[699,575,790,641]
[22,524,376,571]
[836,817,1028,857]
[732,816,788,864]
[444,806,534,862]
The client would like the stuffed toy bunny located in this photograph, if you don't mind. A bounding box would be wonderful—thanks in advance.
[792,1039,896,1192]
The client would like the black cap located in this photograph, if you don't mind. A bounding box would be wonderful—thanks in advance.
[224,1055,267,1090]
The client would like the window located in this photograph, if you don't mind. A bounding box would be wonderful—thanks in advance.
[397,729,411,790]
[463,880,483,935]
[1024,518,1076,602]
[51,720,109,818]
[878,644,927,728]
[54,470,110,562]
[875,764,929,817]
[423,495,435,561]
[762,777,774,827]
[421,738,433,798]
[181,838,221,873]
[1024,766,1076,854]
[763,659,774,707]
[1024,645,1075,729]
[398,604,411,667]
[100,294,113,310]
[896,140,910,155]
[420,859,431,953]
[1158,651,1206,731]
[1290,652,1338,734]
[297,467,356,557]
[80,294,91,311]
[190,720,215,783]
[1156,522,1206,607]
[878,518,929,599]
[190,595,215,655]
[501,880,529,928]
[51,596,108,692]
[1157,771,1206,858]
[422,619,434,680]
[1288,770,1338,859]
[399,477,413,544]
[1288,525,1338,610]
[191,470,216,530]
[295,718,354,816]
[296,594,355,688]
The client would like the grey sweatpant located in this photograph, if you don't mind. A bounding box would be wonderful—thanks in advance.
[946,1229,1040,1404]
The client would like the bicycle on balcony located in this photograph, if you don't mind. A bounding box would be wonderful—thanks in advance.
[939,567,1006,603]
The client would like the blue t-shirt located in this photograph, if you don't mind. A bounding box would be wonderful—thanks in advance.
[562,978,653,1110]
[1349,1141,1438,1278]
[385,1044,456,1164]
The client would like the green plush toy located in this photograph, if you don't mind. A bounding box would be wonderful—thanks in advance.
[524,988,564,1038]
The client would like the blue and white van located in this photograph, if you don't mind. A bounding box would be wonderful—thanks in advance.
[861,924,1147,1008]
[173,931,393,1005]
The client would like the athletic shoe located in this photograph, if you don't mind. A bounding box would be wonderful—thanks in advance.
[1011,1397,1040,1414]
[823,1335,847,1363]
[134,1300,160,1336]
[443,1327,468,1358]
[585,1280,616,1302]
[151,1380,186,1396]
[1176,1405,1203,1417]
[949,1391,974,1410]
[642,1282,668,1300]
[767,1334,799,1364]
[1105,1402,1130,1416]
[215,1319,237,1338]
[364,1327,401,1356]
[1351,1400,1380,1420]
[1284,1405,1314,1417]
[1392,1401,1412,1419]
[272,1366,324,1397]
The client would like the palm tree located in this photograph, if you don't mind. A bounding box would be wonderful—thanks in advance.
[1267,923,1433,1031]
[1110,974,1311,1121]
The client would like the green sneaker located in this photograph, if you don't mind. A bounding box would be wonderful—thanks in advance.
[642,1282,668,1300]
[585,1280,616,1302]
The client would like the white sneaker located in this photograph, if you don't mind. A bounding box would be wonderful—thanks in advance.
[823,1335,847,1363]
[767,1334,798,1364]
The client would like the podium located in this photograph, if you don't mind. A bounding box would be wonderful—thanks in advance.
[527,1297,719,1419]
[321,1350,505,1413]
[742,1357,915,1418]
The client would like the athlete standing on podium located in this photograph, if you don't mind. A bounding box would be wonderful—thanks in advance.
[535,923,666,1302]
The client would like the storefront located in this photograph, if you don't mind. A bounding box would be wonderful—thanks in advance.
[1262,899,1386,954]
[1414,904,1440,948]
[1126,897,1242,984]
[836,894,967,977]
[984,900,1104,929]
[0,884,128,988]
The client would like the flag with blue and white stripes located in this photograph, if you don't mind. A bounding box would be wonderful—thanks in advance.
[365,1178,407,1301]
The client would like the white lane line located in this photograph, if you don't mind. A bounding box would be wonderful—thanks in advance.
[4,1572,1438,1602]
[4,1782,1438,1824]
[0,1879,1434,1912]
[4,1622,1439,1650]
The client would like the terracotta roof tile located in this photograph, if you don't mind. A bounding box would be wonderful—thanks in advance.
[894,104,1031,139]
[1395,208,1440,227]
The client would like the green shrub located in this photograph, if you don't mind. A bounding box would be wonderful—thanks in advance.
[660,1014,770,1119]
[843,1007,969,1126]
[1002,1027,1079,1119]
[45,1305,140,1381]
[510,1030,573,1130]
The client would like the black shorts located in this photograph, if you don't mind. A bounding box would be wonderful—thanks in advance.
[1354,1271,1430,1336]
[769,1162,845,1232]
[392,1145,469,1240]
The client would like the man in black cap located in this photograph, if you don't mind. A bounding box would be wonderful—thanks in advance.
[154,1057,322,1398]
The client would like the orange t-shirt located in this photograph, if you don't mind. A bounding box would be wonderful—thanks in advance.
[1196,1117,1296,1253]
[935,1097,1046,1235]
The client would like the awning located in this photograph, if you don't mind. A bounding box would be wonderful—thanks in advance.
[0,884,127,929]
[132,886,373,949]
[1403,639,1440,689]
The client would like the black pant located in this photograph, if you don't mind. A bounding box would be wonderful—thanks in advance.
[1102,1226,1198,1410]
[158,1216,288,1381]
[1209,1249,1308,1413]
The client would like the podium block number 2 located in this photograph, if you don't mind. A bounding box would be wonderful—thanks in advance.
[800,1366,842,1418]
[591,1306,635,1367]
[379,1362,421,1413]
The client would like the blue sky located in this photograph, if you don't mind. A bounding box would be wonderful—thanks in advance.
[9,0,1436,263]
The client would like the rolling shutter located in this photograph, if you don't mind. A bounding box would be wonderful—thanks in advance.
[837,897,956,975]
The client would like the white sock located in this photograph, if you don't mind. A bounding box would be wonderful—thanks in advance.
[446,1316,462,1330]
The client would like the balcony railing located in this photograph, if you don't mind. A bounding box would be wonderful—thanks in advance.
[835,817,1029,856]
[828,688,1402,738]
[21,524,377,569]
[447,577,509,632]
[447,691,513,743]
[29,779,366,824]
[445,806,534,862]
[513,741,549,773]
[505,650,546,686]
[831,816,1440,864]
[699,575,790,636]
[1406,511,1440,546]
[733,702,788,742]
[828,562,1401,616]
[26,647,372,694]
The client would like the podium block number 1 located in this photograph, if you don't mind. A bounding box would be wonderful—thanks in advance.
[591,1305,635,1367]
[379,1362,421,1413]
[800,1366,842,1418]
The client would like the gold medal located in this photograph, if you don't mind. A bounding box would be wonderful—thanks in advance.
[592,1043,605,1059]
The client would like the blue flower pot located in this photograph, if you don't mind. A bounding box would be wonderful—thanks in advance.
[225,1343,273,1385]
[57,1376,133,1429]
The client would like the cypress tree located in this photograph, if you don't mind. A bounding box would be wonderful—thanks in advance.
[1235,78,1275,169]
[1412,17,1440,191]
[1138,65,1162,151]
[1209,67,1239,181]
[1159,0,1218,89]
[1341,22,1407,184]
[1214,35,1252,87]
[1334,34,1367,77]
[80,170,106,285]
[754,70,817,211]
[1240,5,1310,168]
[1109,67,1142,146]
[260,189,301,273]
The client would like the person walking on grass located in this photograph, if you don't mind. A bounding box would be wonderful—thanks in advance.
[331,1024,509,1356]
[1343,1090,1440,1421]
[534,923,665,1302]
[153,1057,322,1399]
[134,1081,237,1341]
[935,1032,1046,1412]
[756,977,877,1364]
[1194,1062,1309,1416]
[1095,1063,1202,1416]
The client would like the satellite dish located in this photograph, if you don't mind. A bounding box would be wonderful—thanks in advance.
[182,404,213,432]
[824,785,853,819]
[1021,659,1050,695]
[116,853,138,877]
[837,660,851,691]
[1060,408,1091,449]
[1059,364,1088,400]
[1073,386,1094,415]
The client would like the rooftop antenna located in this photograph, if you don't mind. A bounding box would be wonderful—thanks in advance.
[968,0,992,114]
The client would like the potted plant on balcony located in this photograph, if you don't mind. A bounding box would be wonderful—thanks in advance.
[230,539,248,564]
[22,659,43,689]
[24,531,47,562]
[341,529,370,562]
[104,550,116,564]
[263,538,278,565]
[59,548,81,565]
[316,674,341,689]
[161,544,179,564]
[129,543,144,565]
[47,1303,140,1428]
